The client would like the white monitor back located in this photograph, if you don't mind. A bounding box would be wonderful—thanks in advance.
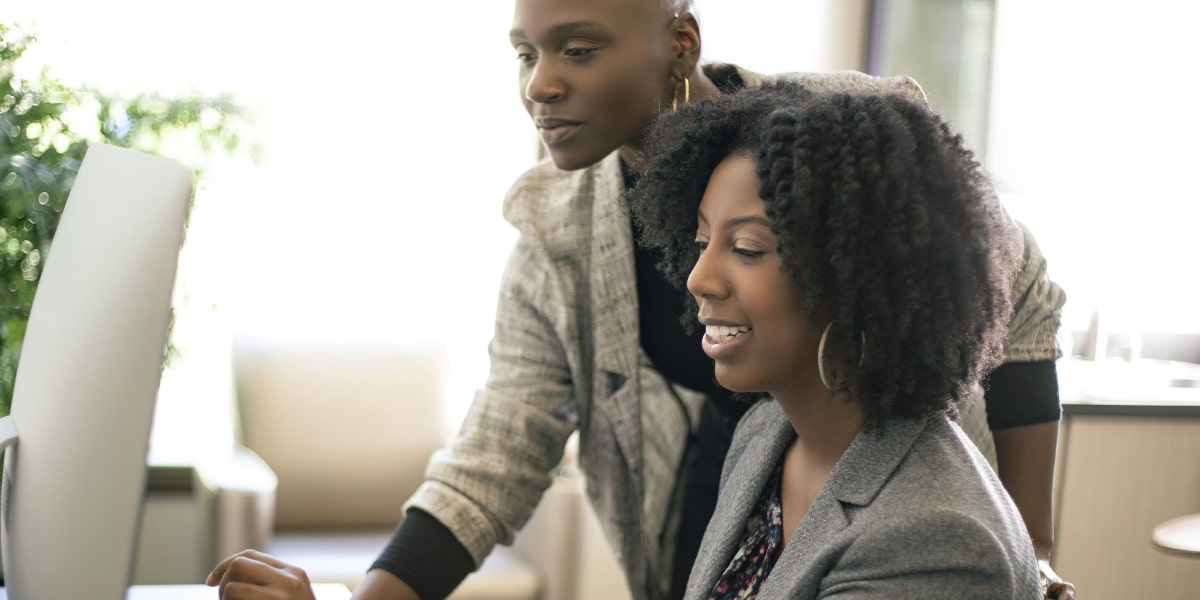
[0,143,192,598]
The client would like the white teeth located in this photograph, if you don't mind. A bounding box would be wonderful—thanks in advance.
[706,325,751,342]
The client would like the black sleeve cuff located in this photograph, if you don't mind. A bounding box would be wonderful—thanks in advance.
[369,508,476,600]
[983,360,1063,430]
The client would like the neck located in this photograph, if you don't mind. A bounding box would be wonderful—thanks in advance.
[775,384,864,471]
[618,67,723,169]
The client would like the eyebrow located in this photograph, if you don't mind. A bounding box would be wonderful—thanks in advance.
[697,213,773,229]
[509,20,609,42]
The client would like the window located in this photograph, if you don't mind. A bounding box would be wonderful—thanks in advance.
[988,0,1200,340]
[6,0,530,458]
[866,0,1200,347]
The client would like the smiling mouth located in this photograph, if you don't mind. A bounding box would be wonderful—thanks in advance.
[706,325,751,343]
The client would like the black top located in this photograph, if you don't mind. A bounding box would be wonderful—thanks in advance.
[983,360,1062,428]
[370,64,1063,599]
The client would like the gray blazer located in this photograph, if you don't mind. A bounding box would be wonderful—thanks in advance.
[686,401,1041,599]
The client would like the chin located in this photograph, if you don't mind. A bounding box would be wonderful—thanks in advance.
[714,369,760,395]
[545,146,610,172]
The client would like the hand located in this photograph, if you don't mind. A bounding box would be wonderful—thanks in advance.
[1046,580,1076,600]
[1038,559,1076,600]
[207,549,318,600]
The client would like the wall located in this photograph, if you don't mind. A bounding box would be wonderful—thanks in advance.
[700,0,870,73]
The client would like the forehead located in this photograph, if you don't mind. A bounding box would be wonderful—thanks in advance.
[699,154,767,221]
[511,0,667,33]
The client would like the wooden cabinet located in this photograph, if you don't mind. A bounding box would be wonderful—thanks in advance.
[1053,412,1200,598]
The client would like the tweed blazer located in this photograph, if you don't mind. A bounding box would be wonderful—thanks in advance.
[686,401,1041,599]
[404,66,1064,600]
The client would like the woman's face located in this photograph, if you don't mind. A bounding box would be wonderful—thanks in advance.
[510,0,676,170]
[688,154,823,395]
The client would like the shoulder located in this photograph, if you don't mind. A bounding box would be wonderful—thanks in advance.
[832,504,1037,597]
[713,62,928,104]
[866,419,1037,578]
[832,420,1039,595]
[862,416,1034,549]
[897,417,1012,512]
[1001,215,1067,361]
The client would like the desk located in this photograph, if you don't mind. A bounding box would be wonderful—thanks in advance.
[0,583,351,599]
[1153,513,1200,556]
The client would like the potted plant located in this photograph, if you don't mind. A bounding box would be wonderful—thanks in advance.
[0,22,252,417]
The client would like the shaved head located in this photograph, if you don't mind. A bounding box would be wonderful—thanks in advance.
[662,0,696,19]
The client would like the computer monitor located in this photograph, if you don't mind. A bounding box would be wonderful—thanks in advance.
[0,143,193,598]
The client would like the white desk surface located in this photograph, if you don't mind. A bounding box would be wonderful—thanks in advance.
[0,583,352,599]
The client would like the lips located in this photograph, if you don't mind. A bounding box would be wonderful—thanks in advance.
[535,117,582,145]
[705,324,750,343]
[699,319,753,360]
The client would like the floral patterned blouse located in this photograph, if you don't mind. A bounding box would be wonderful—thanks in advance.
[707,461,785,599]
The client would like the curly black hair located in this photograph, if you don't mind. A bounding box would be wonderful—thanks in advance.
[629,81,1018,430]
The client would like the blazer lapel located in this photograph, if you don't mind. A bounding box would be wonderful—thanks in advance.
[688,402,796,598]
[761,416,931,597]
[589,153,644,493]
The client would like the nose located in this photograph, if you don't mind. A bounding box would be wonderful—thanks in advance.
[524,60,566,104]
[687,246,730,302]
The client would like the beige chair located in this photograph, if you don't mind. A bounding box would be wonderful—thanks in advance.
[225,337,540,598]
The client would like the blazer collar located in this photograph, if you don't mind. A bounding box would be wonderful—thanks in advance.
[768,412,933,594]
[825,415,931,507]
[692,403,934,597]
[720,404,933,512]
[689,402,795,597]
[588,152,645,492]
[589,152,638,384]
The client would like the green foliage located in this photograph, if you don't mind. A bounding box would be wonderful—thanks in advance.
[0,23,251,417]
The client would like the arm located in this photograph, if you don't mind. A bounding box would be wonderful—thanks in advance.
[405,234,581,552]
[993,421,1058,560]
[210,235,583,600]
[989,219,1074,598]
[994,419,1077,600]
[364,509,476,599]
[353,571,420,600]
[985,362,1061,561]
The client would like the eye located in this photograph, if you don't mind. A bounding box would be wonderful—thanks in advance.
[513,45,537,66]
[693,238,709,252]
[733,245,766,259]
[563,45,599,62]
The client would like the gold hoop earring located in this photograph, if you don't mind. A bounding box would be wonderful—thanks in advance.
[672,78,690,112]
[817,322,866,391]
[818,322,835,390]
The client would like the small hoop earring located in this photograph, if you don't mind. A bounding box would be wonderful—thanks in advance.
[672,78,690,112]
[817,322,866,391]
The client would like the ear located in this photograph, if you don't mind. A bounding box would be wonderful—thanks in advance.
[669,11,703,81]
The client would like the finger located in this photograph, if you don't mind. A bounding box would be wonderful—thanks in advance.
[208,549,252,585]
[208,550,293,585]
[218,556,315,600]
[232,549,296,570]
[218,580,290,600]
[217,581,258,600]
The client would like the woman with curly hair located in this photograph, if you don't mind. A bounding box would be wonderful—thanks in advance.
[631,82,1040,598]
